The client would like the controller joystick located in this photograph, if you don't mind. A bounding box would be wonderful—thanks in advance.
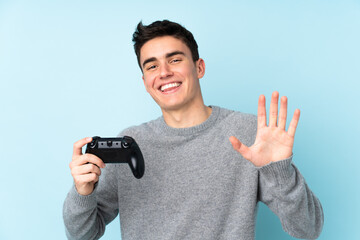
[85,136,145,179]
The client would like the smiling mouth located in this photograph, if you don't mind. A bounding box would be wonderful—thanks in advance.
[160,82,182,92]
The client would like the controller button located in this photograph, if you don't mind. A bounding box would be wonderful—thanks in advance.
[122,138,132,148]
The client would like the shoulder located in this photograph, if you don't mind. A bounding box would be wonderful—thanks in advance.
[214,106,257,145]
[215,106,257,128]
[117,117,163,139]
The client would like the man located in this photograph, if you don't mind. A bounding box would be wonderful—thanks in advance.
[63,20,324,239]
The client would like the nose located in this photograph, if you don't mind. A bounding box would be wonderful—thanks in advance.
[159,63,173,79]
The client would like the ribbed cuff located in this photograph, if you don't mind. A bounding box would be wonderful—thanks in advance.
[258,155,295,185]
[68,185,97,209]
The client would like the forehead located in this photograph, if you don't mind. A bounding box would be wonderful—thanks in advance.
[140,36,191,63]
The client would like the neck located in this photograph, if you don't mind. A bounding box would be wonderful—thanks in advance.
[162,103,212,128]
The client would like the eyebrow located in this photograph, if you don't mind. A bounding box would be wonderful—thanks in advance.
[142,51,185,69]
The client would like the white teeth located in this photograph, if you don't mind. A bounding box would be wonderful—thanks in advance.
[160,82,181,91]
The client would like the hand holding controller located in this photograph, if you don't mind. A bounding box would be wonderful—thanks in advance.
[85,136,145,179]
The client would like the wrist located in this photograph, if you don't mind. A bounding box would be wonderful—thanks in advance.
[75,182,95,196]
[257,155,294,185]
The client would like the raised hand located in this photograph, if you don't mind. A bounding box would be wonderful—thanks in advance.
[69,137,106,195]
[229,91,300,167]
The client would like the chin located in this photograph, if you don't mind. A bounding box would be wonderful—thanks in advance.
[159,103,183,112]
[152,96,183,111]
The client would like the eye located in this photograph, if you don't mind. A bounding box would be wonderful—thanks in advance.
[170,58,182,64]
[146,65,157,71]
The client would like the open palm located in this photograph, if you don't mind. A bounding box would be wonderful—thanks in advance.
[229,91,300,167]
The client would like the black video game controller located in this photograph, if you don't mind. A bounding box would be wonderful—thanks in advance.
[85,136,145,179]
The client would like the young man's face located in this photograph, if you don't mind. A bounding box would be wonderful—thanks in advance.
[140,36,205,112]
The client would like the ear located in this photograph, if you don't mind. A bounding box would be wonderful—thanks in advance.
[196,58,205,79]
[142,75,146,87]
[142,75,149,93]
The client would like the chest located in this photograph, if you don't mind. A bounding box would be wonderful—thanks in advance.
[119,134,258,206]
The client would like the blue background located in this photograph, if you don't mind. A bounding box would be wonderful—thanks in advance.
[0,0,359,239]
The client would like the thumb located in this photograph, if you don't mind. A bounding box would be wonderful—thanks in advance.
[229,136,251,160]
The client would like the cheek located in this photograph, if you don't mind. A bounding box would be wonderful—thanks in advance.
[143,75,155,91]
[184,63,198,78]
[184,68,199,86]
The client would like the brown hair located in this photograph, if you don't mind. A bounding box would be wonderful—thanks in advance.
[132,20,199,70]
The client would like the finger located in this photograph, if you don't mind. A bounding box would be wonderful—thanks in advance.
[71,163,102,177]
[287,109,300,137]
[278,96,288,130]
[257,95,266,129]
[73,137,93,156]
[229,136,251,160]
[74,172,100,185]
[269,91,279,127]
[70,153,105,169]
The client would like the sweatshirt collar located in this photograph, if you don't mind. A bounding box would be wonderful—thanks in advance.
[157,106,220,136]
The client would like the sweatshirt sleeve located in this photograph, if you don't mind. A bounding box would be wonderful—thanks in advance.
[257,156,324,239]
[63,165,119,240]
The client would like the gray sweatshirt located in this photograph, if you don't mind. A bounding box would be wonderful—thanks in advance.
[63,106,324,240]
